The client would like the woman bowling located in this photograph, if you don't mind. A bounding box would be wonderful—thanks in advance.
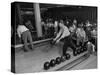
[53,20,76,56]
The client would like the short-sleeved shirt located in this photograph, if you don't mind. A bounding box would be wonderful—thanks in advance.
[91,29,97,38]
[60,23,70,38]
[17,25,29,38]
[54,21,58,27]
[76,28,86,40]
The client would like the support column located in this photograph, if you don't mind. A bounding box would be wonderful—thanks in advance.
[34,3,42,37]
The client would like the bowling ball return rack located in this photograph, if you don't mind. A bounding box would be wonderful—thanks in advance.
[57,53,89,70]
[41,51,89,72]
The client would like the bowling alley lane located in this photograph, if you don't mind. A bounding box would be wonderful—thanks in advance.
[14,41,97,73]
[15,42,63,73]
[70,54,97,70]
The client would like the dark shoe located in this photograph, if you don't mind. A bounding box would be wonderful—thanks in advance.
[31,48,34,51]
[24,49,28,52]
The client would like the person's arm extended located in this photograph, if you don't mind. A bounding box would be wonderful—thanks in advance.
[17,28,21,38]
[71,32,77,40]
[57,29,65,41]
[54,28,63,41]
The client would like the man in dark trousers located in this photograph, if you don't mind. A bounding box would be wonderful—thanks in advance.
[17,21,34,52]
[53,20,76,55]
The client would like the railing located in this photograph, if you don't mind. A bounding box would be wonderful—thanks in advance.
[11,38,53,48]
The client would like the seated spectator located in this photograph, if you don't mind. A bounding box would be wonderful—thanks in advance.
[76,23,86,46]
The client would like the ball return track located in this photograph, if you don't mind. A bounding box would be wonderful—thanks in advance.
[41,51,89,72]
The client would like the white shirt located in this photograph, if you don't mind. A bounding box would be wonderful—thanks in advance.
[54,21,58,28]
[91,29,97,38]
[59,23,70,39]
[62,25,70,38]
[76,28,86,40]
[41,21,45,26]
[17,25,29,38]
[69,24,76,33]
[54,23,70,43]
[86,23,92,27]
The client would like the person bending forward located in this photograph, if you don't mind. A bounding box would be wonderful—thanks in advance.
[17,24,34,52]
[53,20,76,55]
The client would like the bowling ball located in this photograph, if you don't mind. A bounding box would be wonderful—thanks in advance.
[44,61,50,70]
[61,55,66,62]
[65,53,71,60]
[77,49,81,54]
[56,57,61,64]
[73,50,77,56]
[83,46,87,51]
[80,47,84,53]
[50,59,56,67]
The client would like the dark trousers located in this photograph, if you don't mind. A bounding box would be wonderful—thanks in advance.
[62,35,76,55]
[21,30,33,51]
[89,37,97,52]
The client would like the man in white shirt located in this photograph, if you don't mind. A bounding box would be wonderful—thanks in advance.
[53,20,76,55]
[17,24,34,52]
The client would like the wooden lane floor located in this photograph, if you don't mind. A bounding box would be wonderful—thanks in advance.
[56,53,89,71]
[15,40,51,54]
[15,42,89,73]
[15,43,62,73]
[70,54,97,70]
